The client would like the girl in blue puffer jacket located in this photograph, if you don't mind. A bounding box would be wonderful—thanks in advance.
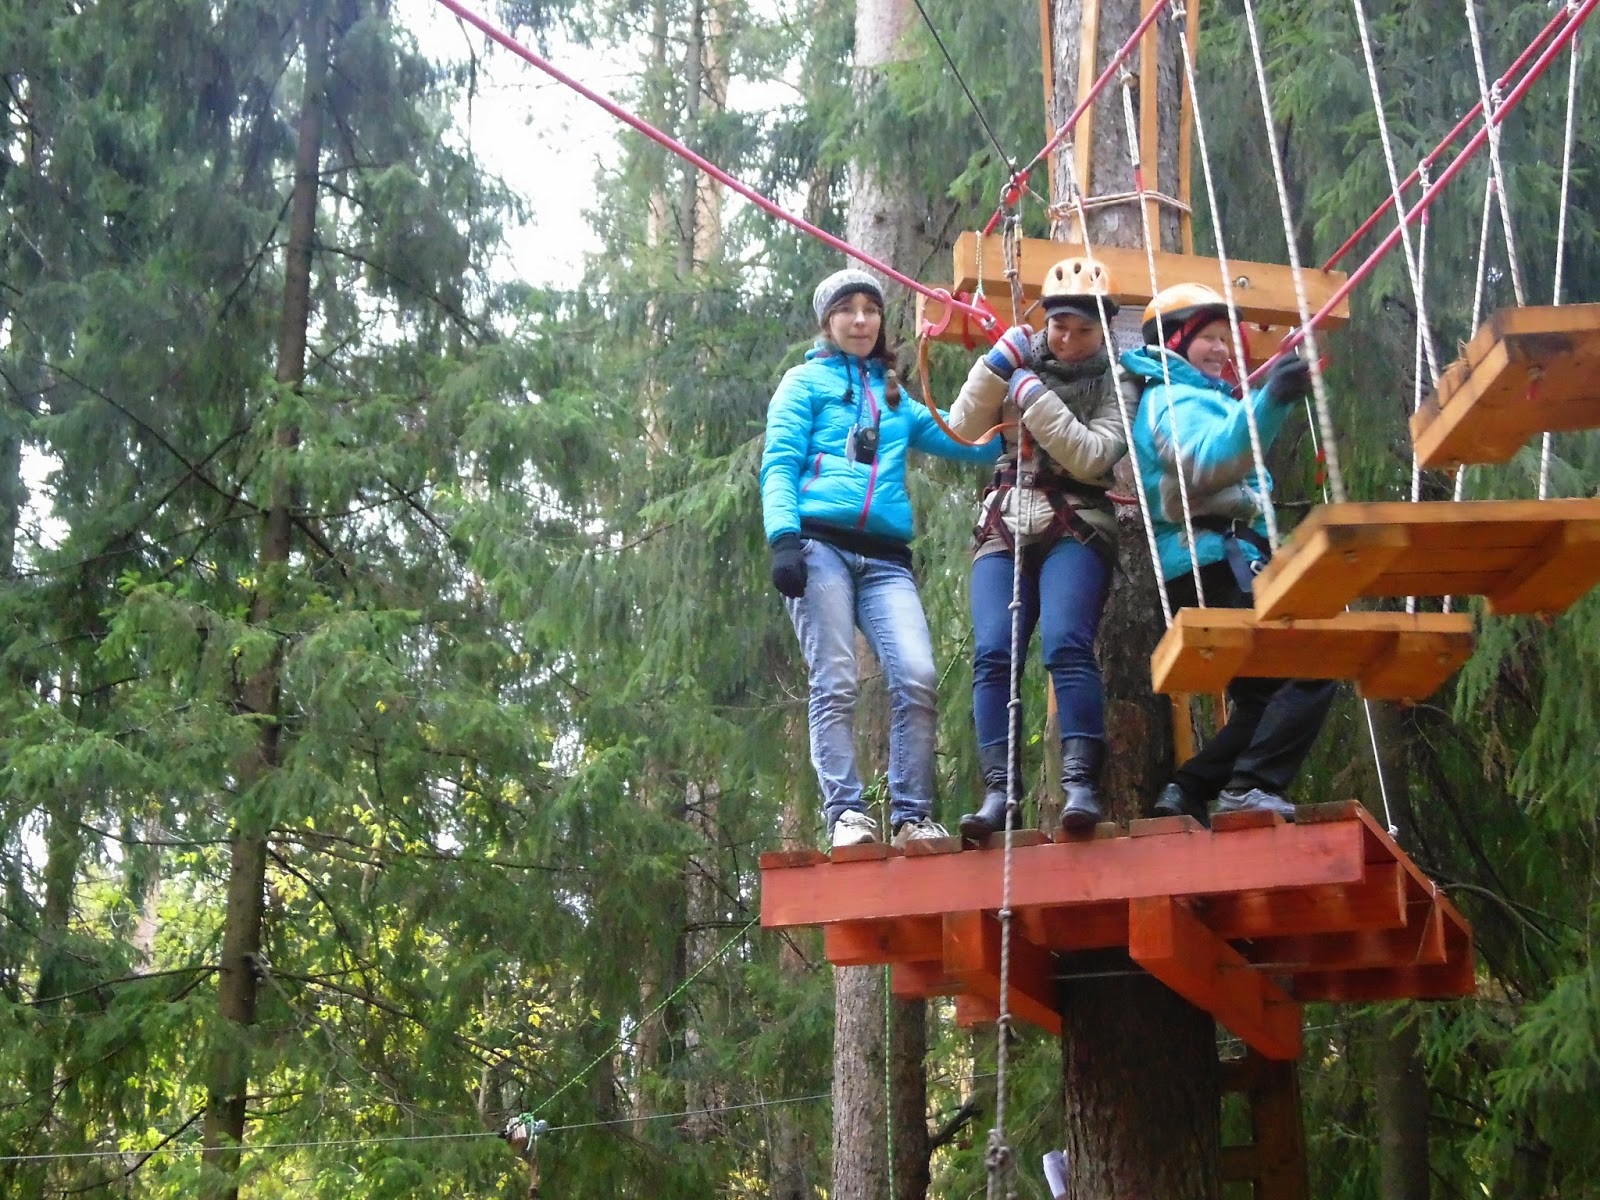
[761,268,999,849]
[1125,283,1334,825]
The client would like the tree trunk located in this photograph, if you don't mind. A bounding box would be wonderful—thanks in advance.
[199,8,328,1195]
[1367,702,1430,1199]
[770,746,818,1199]
[1049,2,1220,1196]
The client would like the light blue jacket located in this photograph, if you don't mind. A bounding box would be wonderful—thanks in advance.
[1122,346,1291,582]
[761,341,1000,547]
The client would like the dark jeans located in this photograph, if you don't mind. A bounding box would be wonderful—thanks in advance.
[971,536,1112,752]
[1168,561,1336,802]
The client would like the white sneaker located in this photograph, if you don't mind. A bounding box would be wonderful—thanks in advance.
[830,810,879,848]
[891,817,950,848]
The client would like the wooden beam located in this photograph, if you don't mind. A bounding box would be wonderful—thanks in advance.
[1150,608,1473,702]
[951,232,1351,329]
[1129,895,1303,1060]
[1178,0,1200,254]
[1170,694,1198,764]
[1039,0,1058,208]
[1073,0,1102,227]
[1238,902,1447,973]
[1252,499,1600,619]
[891,960,958,1000]
[1194,861,1409,940]
[824,917,943,967]
[1139,0,1162,246]
[944,912,1063,1036]
[760,817,1367,928]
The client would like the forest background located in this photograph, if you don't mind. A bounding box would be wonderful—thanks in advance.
[2,0,1598,1197]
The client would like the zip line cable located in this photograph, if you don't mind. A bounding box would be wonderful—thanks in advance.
[428,0,998,333]
[911,0,1013,170]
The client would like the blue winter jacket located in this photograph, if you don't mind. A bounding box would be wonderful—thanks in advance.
[1122,346,1292,582]
[761,341,1000,548]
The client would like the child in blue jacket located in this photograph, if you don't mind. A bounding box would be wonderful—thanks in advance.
[761,268,999,849]
[1125,284,1335,823]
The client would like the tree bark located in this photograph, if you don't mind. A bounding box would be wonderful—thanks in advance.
[1050,3,1221,1196]
[199,7,328,1195]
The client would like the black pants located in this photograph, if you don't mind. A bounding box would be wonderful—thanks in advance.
[1167,561,1336,802]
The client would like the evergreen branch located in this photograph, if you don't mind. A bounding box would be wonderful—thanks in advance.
[272,826,582,873]
[27,965,218,1008]
[69,818,229,849]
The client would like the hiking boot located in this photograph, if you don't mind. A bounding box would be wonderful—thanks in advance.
[959,743,1016,844]
[830,810,879,848]
[1059,737,1104,832]
[891,817,951,848]
[1212,787,1296,821]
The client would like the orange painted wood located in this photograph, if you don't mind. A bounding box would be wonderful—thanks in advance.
[1194,862,1409,939]
[976,829,1053,852]
[891,960,957,1000]
[1128,895,1303,1061]
[1239,902,1446,973]
[824,917,943,967]
[954,993,1002,1028]
[904,835,965,857]
[1413,304,1600,467]
[761,819,1367,929]
[1016,902,1131,951]
[759,848,828,870]
[943,912,1063,1037]
[1128,814,1208,838]
[1292,910,1474,1002]
[1252,499,1600,619]
[830,842,897,863]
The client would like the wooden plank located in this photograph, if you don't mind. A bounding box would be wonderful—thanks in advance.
[1150,608,1473,702]
[1194,862,1409,940]
[1039,0,1058,207]
[824,917,943,967]
[1128,814,1208,837]
[759,849,828,870]
[761,819,1367,928]
[1073,0,1101,221]
[952,232,1351,329]
[1170,693,1198,764]
[944,912,1062,1036]
[1487,521,1600,615]
[1253,499,1600,619]
[1251,523,1410,621]
[1292,915,1474,1002]
[1238,902,1447,973]
[1211,808,1288,833]
[954,993,1002,1028]
[1179,0,1200,255]
[904,835,965,857]
[1139,0,1161,246]
[975,829,1053,852]
[1129,896,1303,1060]
[891,960,958,1000]
[830,842,896,863]
[1016,901,1130,951]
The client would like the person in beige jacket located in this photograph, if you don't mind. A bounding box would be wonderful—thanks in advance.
[947,257,1128,843]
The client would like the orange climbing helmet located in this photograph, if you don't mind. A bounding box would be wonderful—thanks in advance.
[1141,282,1235,351]
[1040,255,1119,317]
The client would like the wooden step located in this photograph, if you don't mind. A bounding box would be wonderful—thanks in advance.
[1413,304,1600,467]
[1150,608,1473,702]
[1251,499,1600,619]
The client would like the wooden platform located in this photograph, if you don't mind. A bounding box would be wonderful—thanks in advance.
[1150,608,1474,702]
[1412,304,1600,468]
[917,232,1349,351]
[760,802,1475,1060]
[1250,499,1600,620]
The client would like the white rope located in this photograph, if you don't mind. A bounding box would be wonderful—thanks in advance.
[1174,9,1280,551]
[1465,0,1529,308]
[1543,21,1582,499]
[1349,0,1443,390]
[1058,147,1176,625]
[1120,73,1209,607]
[1240,0,1347,504]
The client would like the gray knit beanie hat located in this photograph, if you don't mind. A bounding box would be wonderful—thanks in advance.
[812,268,886,324]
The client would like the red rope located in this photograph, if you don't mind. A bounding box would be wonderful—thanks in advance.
[431,0,997,334]
[981,0,1177,237]
[1247,0,1598,387]
[1321,4,1572,272]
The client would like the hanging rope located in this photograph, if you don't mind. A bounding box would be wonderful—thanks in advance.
[1465,0,1530,309]
[1545,17,1583,499]
[1240,0,1346,504]
[985,209,1028,1200]
[1119,72,1209,607]
[1055,148,1176,625]
[1173,4,1281,552]
[911,0,1012,170]
[1246,0,1598,384]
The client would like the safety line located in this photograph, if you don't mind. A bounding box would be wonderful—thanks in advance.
[431,0,996,332]
[911,0,1012,169]
[1244,0,1598,386]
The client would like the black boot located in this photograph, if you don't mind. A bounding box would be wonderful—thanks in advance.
[959,744,1018,844]
[1153,781,1208,825]
[1059,737,1104,832]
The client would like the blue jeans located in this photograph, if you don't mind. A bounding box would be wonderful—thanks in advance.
[970,537,1111,753]
[785,539,938,831]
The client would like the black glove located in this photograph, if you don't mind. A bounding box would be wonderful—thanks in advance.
[1265,353,1312,405]
[770,533,808,598]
